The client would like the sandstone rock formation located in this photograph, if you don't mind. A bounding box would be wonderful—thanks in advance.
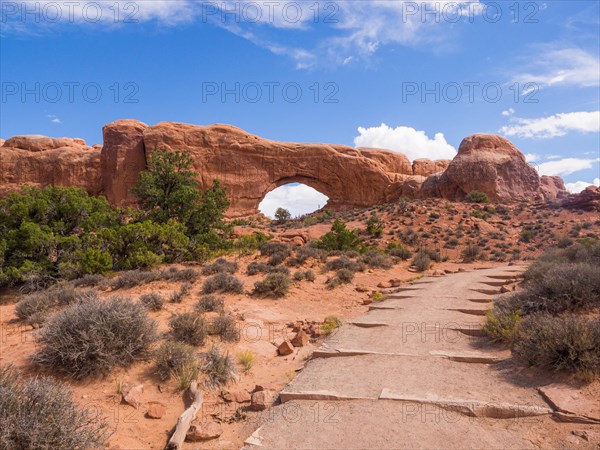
[540,176,568,201]
[0,134,102,197]
[0,121,568,215]
[101,119,148,206]
[433,134,542,201]
[562,186,600,212]
[143,122,411,215]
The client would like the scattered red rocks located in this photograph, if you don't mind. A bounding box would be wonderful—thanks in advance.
[122,384,144,409]
[186,421,223,442]
[291,329,309,347]
[145,401,166,419]
[277,341,294,356]
[250,390,275,411]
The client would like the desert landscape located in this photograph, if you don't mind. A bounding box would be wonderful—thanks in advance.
[0,124,599,449]
[2,2,599,449]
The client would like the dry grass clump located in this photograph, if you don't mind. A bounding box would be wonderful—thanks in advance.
[514,315,600,377]
[324,256,364,272]
[259,241,292,266]
[202,273,244,294]
[293,270,316,282]
[169,312,207,346]
[33,296,157,379]
[485,240,600,377]
[195,294,224,313]
[201,258,239,275]
[0,366,110,449]
[201,346,238,388]
[360,250,393,269]
[169,282,192,303]
[461,244,483,263]
[247,262,290,276]
[107,267,199,290]
[153,341,198,383]
[140,292,165,311]
[72,274,105,287]
[15,285,96,325]
[210,314,240,342]
[237,350,255,373]
[411,250,431,272]
[253,273,291,298]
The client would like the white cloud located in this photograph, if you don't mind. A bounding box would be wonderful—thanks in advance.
[259,183,329,219]
[5,1,486,67]
[513,47,600,89]
[47,114,61,124]
[501,108,515,116]
[565,178,600,193]
[537,158,599,176]
[525,153,540,163]
[499,111,600,139]
[354,123,457,161]
[3,0,198,29]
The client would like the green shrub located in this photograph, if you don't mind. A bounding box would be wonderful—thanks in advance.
[322,316,341,335]
[274,207,292,223]
[483,296,522,343]
[233,232,271,255]
[169,312,207,346]
[33,296,157,379]
[465,191,489,203]
[514,314,600,376]
[202,273,244,294]
[153,341,198,382]
[195,294,224,313]
[305,270,316,282]
[315,220,361,251]
[253,273,291,298]
[366,214,385,237]
[0,366,109,449]
[520,229,536,243]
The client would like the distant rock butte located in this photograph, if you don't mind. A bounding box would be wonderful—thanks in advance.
[0,121,570,215]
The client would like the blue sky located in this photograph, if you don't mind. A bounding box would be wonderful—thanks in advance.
[1,1,599,216]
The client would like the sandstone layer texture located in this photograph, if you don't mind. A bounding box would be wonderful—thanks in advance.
[0,135,102,197]
[0,122,568,215]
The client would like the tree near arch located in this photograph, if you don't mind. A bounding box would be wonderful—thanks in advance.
[274,207,292,223]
